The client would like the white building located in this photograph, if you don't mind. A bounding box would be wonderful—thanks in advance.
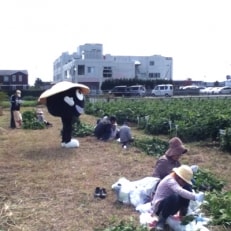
[53,43,173,93]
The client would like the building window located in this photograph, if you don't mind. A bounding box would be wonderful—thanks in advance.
[3,76,9,82]
[19,75,23,82]
[149,61,155,66]
[103,66,112,78]
[149,73,160,78]
[87,67,95,74]
[12,75,16,82]
[64,70,68,78]
[78,65,85,75]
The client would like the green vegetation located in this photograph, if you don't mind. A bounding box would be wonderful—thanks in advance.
[85,98,231,151]
[100,220,149,231]
[85,97,231,228]
[72,118,94,137]
[22,110,45,129]
[1,100,38,108]
[133,137,168,157]
[203,191,231,226]
[193,169,225,192]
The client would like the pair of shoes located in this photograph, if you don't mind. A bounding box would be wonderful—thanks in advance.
[94,187,107,199]
[100,188,107,199]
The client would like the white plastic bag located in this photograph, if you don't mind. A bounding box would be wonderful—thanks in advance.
[111,177,160,207]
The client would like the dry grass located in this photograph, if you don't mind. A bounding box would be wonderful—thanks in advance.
[0,107,230,231]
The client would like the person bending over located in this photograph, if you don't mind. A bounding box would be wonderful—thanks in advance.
[151,165,204,230]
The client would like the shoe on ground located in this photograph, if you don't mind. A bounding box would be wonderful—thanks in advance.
[100,188,107,199]
[94,187,101,198]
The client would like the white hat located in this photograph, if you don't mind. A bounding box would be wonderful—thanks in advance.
[38,81,90,104]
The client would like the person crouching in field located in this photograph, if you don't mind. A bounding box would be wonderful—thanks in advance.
[151,165,204,230]
[118,120,134,149]
[94,115,118,141]
[36,109,53,128]
[151,137,199,215]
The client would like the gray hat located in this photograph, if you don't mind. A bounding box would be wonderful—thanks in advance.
[165,137,187,157]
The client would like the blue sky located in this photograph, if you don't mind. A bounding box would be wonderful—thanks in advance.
[1,0,231,85]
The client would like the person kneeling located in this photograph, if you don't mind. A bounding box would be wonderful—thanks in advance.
[151,165,204,230]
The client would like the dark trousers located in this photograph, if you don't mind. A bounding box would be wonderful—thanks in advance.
[157,184,192,218]
[10,110,16,128]
[94,123,111,141]
[121,138,134,147]
[61,117,73,143]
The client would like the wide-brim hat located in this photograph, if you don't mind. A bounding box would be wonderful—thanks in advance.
[165,137,188,157]
[173,165,193,185]
[38,81,90,104]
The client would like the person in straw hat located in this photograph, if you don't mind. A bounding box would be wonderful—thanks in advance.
[151,137,199,218]
[38,81,90,148]
[151,165,204,230]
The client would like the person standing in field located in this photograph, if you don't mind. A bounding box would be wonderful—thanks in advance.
[10,90,22,128]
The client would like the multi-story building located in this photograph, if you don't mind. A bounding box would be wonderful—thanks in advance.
[0,70,29,91]
[53,43,173,93]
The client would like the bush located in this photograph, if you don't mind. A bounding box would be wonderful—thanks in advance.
[202,191,231,226]
[220,128,231,153]
[72,118,94,137]
[193,169,225,192]
[100,220,149,231]
[133,137,168,157]
[22,110,45,129]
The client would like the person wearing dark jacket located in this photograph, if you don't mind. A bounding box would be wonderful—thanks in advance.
[94,116,117,141]
[10,90,22,128]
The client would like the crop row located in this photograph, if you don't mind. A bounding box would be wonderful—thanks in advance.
[85,97,231,148]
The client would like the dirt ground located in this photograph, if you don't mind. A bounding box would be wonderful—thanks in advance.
[0,107,230,231]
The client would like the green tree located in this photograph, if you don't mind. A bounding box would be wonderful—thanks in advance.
[34,78,43,88]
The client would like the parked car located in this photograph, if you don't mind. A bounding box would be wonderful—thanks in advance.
[127,85,146,96]
[151,84,173,97]
[216,86,231,94]
[109,86,129,96]
[200,87,215,94]
[210,87,222,94]
[179,85,200,90]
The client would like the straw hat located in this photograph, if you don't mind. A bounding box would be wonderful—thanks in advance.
[173,165,193,185]
[165,137,188,157]
[38,81,90,104]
